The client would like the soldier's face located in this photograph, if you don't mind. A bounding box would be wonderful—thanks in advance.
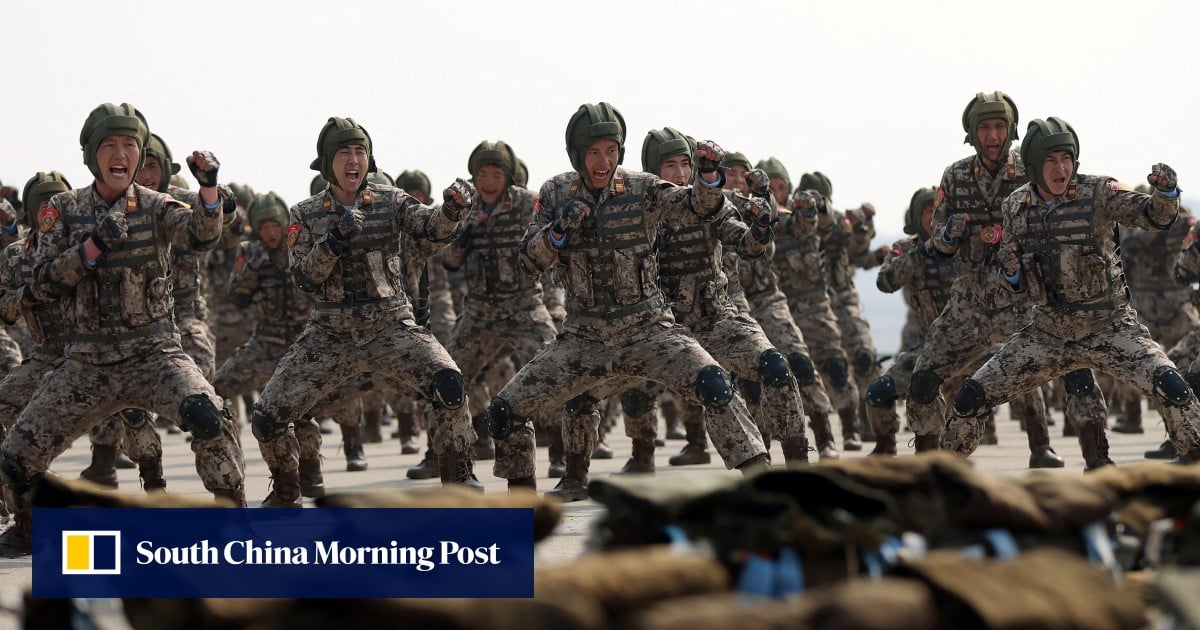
[1040,150,1074,198]
[136,155,162,189]
[259,220,283,249]
[583,139,620,191]
[975,118,1008,164]
[658,154,692,186]
[95,134,141,197]
[405,188,430,204]
[920,203,934,236]
[332,145,368,192]
[769,178,789,208]
[475,164,506,206]
[723,166,749,193]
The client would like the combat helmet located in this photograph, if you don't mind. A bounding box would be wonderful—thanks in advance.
[228,183,256,208]
[565,102,626,176]
[367,170,395,187]
[143,133,180,193]
[468,140,517,185]
[309,117,374,189]
[79,103,149,181]
[170,174,190,190]
[904,186,937,237]
[21,171,71,231]
[396,170,432,199]
[514,159,529,189]
[961,91,1019,157]
[721,151,752,172]
[640,127,695,175]
[309,175,327,197]
[247,191,290,236]
[755,157,792,197]
[1020,117,1079,194]
[798,171,833,199]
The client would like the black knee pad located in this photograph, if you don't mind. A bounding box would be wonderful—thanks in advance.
[822,356,850,389]
[910,369,942,405]
[250,404,286,442]
[865,375,898,408]
[695,364,734,408]
[739,377,762,405]
[0,451,32,495]
[1062,369,1096,397]
[487,396,524,440]
[428,368,466,410]
[563,393,599,418]
[620,388,655,418]
[179,394,229,441]
[853,349,875,376]
[119,408,152,429]
[788,352,817,386]
[953,378,989,417]
[1154,366,1194,408]
[758,349,794,388]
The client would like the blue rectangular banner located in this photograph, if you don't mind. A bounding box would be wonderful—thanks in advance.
[33,508,534,598]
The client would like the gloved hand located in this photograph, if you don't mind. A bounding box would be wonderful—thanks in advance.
[330,208,364,242]
[442,178,475,219]
[745,168,772,199]
[91,213,129,252]
[943,213,968,240]
[1149,163,1178,192]
[694,140,725,175]
[553,200,591,234]
[998,242,1021,277]
[791,190,821,218]
[187,150,220,188]
[245,242,270,270]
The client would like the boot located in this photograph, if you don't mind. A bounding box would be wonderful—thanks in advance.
[407,450,440,479]
[913,433,940,452]
[261,469,302,508]
[736,453,771,476]
[1145,440,1177,460]
[212,488,247,508]
[395,407,421,454]
[781,435,811,464]
[1110,397,1144,434]
[138,459,166,493]
[810,411,839,460]
[115,451,136,469]
[80,444,119,488]
[439,453,484,491]
[1025,412,1065,469]
[548,427,566,478]
[980,413,999,445]
[508,476,537,491]
[618,438,656,474]
[838,405,863,451]
[362,407,384,444]
[1077,421,1114,471]
[870,430,897,456]
[669,418,711,466]
[545,453,590,502]
[472,414,495,461]
[0,512,32,558]
[299,456,325,498]
[341,423,368,472]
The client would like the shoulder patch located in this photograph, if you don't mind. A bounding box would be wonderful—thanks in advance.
[233,255,247,274]
[1109,181,1132,192]
[979,225,1002,245]
[286,223,302,248]
[37,205,59,233]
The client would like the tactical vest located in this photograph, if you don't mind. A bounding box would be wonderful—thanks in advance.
[1122,216,1192,292]
[657,218,730,318]
[909,245,957,330]
[773,216,827,303]
[69,187,175,348]
[1009,178,1126,313]
[464,189,539,300]
[16,238,69,348]
[251,251,312,345]
[943,155,1025,275]
[300,188,408,307]
[557,178,664,321]
[738,241,780,298]
[170,248,209,320]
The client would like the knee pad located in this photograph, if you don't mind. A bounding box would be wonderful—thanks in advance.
[865,376,898,408]
[563,393,599,418]
[788,352,817,386]
[853,349,875,376]
[739,377,762,405]
[953,378,989,418]
[822,356,850,389]
[119,408,152,429]
[757,349,794,388]
[910,369,943,405]
[428,368,466,410]
[250,405,286,442]
[695,364,734,408]
[619,388,655,418]
[1062,369,1096,397]
[1154,366,1194,408]
[0,451,32,495]
[487,396,524,440]
[179,394,229,441]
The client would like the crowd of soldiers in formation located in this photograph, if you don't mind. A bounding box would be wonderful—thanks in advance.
[0,91,1198,558]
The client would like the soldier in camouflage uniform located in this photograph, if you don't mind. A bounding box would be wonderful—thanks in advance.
[486,103,769,502]
[208,182,253,425]
[0,104,245,555]
[945,117,1200,465]
[249,117,479,507]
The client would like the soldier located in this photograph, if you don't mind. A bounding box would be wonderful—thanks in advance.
[248,117,479,507]
[208,182,253,425]
[945,117,1200,465]
[486,102,769,502]
[0,103,245,555]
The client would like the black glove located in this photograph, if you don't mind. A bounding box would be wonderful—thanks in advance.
[553,200,591,234]
[187,150,220,188]
[91,213,128,252]
[1149,163,1178,192]
[791,190,821,218]
[441,178,475,220]
[330,208,364,242]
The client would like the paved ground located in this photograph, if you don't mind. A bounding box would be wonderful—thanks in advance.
[0,401,1174,627]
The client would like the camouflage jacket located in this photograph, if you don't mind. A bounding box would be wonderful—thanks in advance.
[930,151,1027,277]
[442,186,543,315]
[230,240,312,346]
[876,236,956,334]
[1172,218,1200,300]
[773,208,834,310]
[0,236,68,353]
[167,185,217,322]
[1121,206,1195,294]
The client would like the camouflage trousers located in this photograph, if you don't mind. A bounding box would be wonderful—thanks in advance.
[832,287,882,423]
[491,322,766,479]
[0,340,244,500]
[250,319,474,478]
[789,296,860,411]
[178,314,217,380]
[446,302,556,418]
[749,288,834,416]
[945,307,1200,457]
[0,327,22,377]
[212,302,251,367]
[1109,290,1200,417]
[0,348,62,431]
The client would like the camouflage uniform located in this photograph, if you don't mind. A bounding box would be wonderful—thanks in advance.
[824,206,877,445]
[947,167,1200,463]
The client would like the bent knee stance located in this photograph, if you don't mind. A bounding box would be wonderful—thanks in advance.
[696,365,734,408]
[180,394,230,441]
[865,375,898,408]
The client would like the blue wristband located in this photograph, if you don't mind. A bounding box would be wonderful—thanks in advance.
[202,197,222,211]
[940,230,957,246]
[1004,268,1021,287]
[3,221,17,236]
[548,229,566,250]
[1158,187,1181,199]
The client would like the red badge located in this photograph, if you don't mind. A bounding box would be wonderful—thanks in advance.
[1183,231,1197,251]
[934,186,945,208]
[979,225,1002,245]
[533,199,542,213]
[37,204,59,233]
[1109,181,1121,191]
[233,255,247,273]
[891,246,903,256]
[286,223,302,248]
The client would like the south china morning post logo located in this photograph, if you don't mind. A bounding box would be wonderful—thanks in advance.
[61,530,121,575]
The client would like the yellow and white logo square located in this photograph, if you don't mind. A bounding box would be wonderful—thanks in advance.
[62,531,121,575]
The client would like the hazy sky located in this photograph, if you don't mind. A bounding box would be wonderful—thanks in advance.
[4,0,1196,350]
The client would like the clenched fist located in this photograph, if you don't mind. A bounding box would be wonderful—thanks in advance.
[442,178,476,219]
[998,242,1021,276]
[1148,163,1178,192]
[330,208,364,242]
[187,151,220,188]
[943,213,968,240]
[694,140,724,175]
[554,200,591,234]
[91,212,129,252]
